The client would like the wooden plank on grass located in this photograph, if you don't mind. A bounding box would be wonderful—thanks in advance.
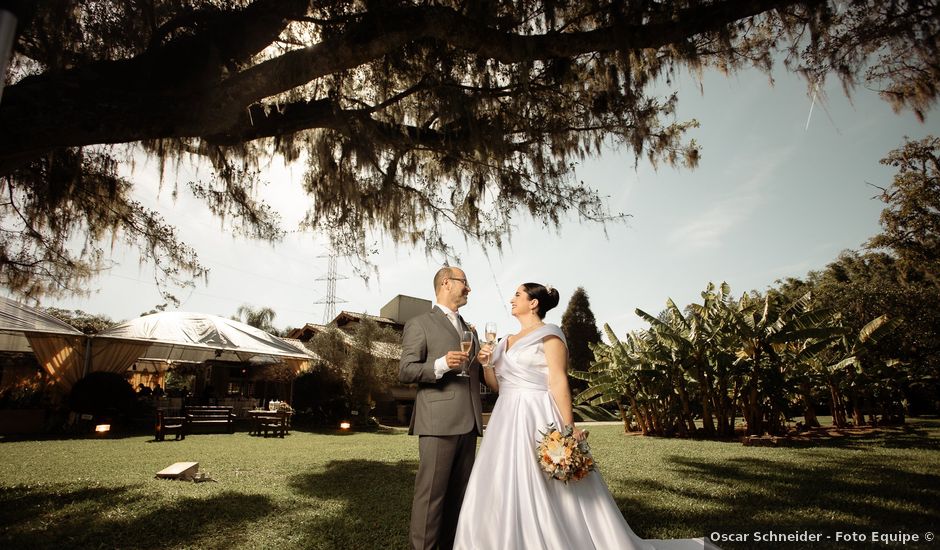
[155,461,199,480]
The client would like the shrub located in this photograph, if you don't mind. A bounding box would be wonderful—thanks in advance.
[0,375,46,409]
[68,372,136,418]
[292,366,350,426]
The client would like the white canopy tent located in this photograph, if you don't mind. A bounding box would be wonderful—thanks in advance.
[0,300,314,392]
[91,311,314,375]
[0,295,87,392]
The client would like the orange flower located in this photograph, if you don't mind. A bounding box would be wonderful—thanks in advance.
[536,423,597,483]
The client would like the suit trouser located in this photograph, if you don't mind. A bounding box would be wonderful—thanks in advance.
[410,431,477,550]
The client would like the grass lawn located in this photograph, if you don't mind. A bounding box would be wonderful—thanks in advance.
[0,420,937,550]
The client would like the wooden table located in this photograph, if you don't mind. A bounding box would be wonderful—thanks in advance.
[247,409,292,438]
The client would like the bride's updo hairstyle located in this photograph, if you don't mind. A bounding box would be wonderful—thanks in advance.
[521,283,560,319]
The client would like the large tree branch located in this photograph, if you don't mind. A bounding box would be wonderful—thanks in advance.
[0,0,813,173]
[225,0,808,104]
[147,0,309,64]
[204,97,510,158]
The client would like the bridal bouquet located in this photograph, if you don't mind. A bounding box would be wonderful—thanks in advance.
[536,423,595,483]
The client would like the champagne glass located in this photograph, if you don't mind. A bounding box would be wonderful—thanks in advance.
[457,330,473,377]
[484,322,497,368]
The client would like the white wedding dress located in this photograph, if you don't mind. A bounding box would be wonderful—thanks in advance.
[453,324,718,550]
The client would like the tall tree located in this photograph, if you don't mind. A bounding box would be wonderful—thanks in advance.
[306,319,399,425]
[561,286,601,392]
[804,251,940,418]
[1,1,936,301]
[868,135,940,284]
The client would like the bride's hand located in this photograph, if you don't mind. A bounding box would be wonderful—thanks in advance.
[476,344,494,366]
[572,426,589,441]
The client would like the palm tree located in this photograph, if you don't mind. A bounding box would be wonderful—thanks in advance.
[233,305,279,335]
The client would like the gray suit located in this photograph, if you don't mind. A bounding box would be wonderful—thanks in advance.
[400,306,483,550]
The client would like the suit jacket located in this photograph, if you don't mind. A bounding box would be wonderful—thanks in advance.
[399,306,484,436]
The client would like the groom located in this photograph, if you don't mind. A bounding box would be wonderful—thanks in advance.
[399,266,484,550]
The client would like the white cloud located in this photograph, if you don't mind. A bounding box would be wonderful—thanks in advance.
[667,147,793,251]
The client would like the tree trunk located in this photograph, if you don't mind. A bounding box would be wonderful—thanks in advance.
[739,393,751,435]
[617,400,635,433]
[629,396,648,435]
[744,352,764,436]
[745,383,762,436]
[675,375,697,435]
[829,379,847,428]
[766,361,788,436]
[850,390,866,426]
[727,403,737,437]
[698,367,716,437]
[799,382,820,428]
[645,403,662,435]
[713,401,726,437]
[726,379,740,437]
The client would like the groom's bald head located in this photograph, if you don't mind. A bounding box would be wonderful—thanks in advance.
[433,267,455,291]
[434,266,469,310]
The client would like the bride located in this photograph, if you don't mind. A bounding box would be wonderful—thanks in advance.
[453,283,718,550]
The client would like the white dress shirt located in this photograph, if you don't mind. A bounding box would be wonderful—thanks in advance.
[433,303,462,379]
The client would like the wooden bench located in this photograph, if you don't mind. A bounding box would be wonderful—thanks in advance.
[248,410,291,438]
[155,410,186,441]
[184,406,235,434]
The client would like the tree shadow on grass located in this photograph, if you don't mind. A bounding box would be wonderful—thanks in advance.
[288,459,418,550]
[831,424,940,451]
[771,422,940,452]
[608,452,938,550]
[879,426,940,450]
[0,484,274,549]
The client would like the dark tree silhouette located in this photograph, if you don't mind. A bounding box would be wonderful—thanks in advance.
[561,286,601,392]
[1,1,936,301]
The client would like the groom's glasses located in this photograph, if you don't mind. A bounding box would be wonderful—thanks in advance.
[448,277,469,286]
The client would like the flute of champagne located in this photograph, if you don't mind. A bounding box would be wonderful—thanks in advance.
[457,330,473,377]
[484,322,497,367]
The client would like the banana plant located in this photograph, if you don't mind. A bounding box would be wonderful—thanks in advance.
[729,291,843,435]
[572,324,636,432]
[631,306,698,435]
[574,325,677,435]
[817,314,902,427]
[635,282,736,436]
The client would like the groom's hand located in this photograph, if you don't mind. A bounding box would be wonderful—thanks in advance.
[445,350,469,369]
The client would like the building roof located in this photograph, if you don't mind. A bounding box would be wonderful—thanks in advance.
[333,311,403,330]
[322,327,400,361]
[286,323,328,341]
[281,337,323,362]
[287,310,405,340]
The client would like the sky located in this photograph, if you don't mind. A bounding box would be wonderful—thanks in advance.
[15,64,938,340]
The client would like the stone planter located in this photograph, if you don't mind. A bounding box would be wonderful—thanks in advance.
[0,409,47,434]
